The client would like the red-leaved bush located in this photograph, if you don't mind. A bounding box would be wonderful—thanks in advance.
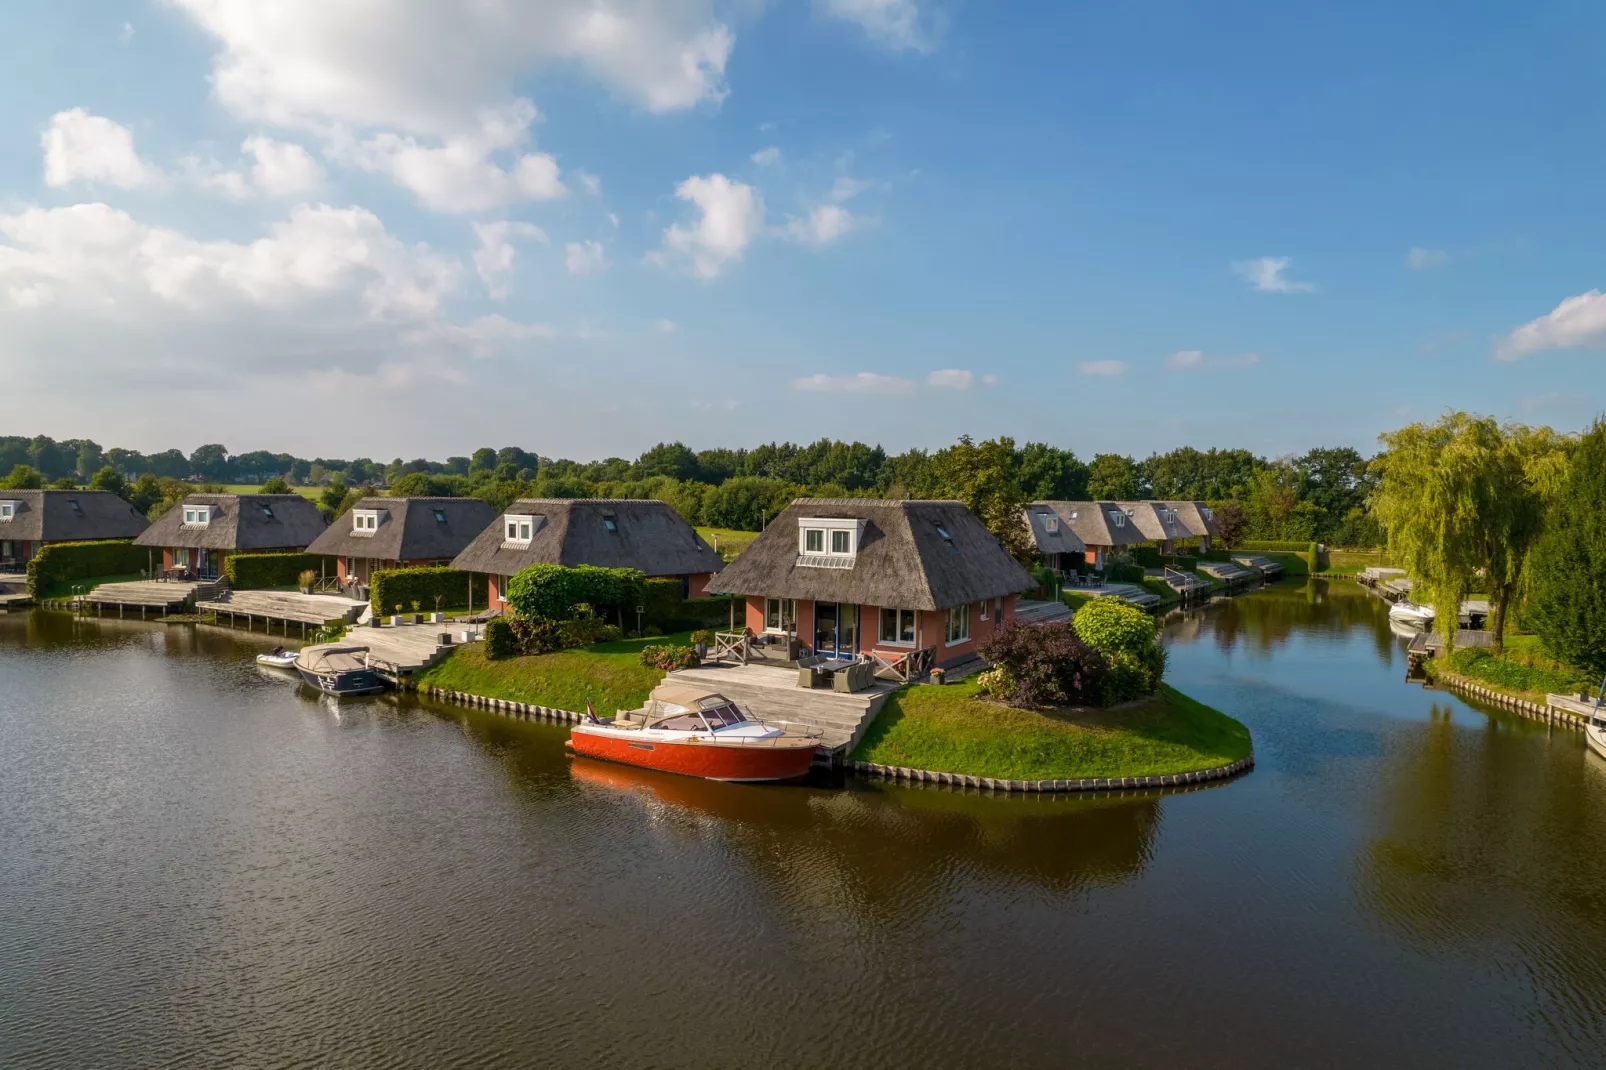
[979,620,1107,707]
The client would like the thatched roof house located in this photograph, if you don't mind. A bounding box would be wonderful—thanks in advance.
[706,499,1034,669]
[1122,501,1196,547]
[1025,500,1221,569]
[134,494,327,580]
[451,499,724,608]
[305,497,496,587]
[0,490,149,569]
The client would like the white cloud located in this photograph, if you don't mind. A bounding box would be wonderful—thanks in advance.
[1407,246,1448,270]
[403,313,554,358]
[335,99,564,213]
[575,170,602,194]
[244,136,325,195]
[792,371,914,393]
[657,173,765,279]
[564,239,609,276]
[1165,349,1262,371]
[1232,256,1314,293]
[168,0,735,135]
[1497,289,1606,361]
[818,0,934,52]
[750,146,781,167]
[783,203,854,246]
[926,368,973,389]
[472,220,548,299]
[1079,360,1125,376]
[42,109,158,190]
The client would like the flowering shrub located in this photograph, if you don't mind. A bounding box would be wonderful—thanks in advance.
[638,644,701,671]
[975,666,1016,698]
[979,620,1107,707]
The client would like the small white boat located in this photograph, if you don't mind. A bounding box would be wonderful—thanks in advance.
[1388,600,1435,627]
[1587,713,1606,763]
[256,647,299,669]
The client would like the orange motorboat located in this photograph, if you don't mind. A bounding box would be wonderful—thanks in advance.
[568,683,822,783]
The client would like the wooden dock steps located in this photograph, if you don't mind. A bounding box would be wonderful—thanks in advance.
[300,620,485,677]
[664,663,896,754]
[196,589,368,628]
[1014,598,1071,624]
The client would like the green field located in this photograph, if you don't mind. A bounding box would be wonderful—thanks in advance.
[695,527,759,562]
[221,484,323,500]
[853,681,1252,781]
[418,630,694,715]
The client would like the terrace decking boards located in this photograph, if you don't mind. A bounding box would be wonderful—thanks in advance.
[195,590,368,630]
[299,621,484,679]
[1014,598,1072,624]
[84,579,220,612]
[665,662,897,756]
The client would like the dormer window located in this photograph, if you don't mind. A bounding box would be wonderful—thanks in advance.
[1109,511,1126,528]
[352,510,380,534]
[1201,506,1214,520]
[182,505,212,527]
[0,501,16,521]
[1038,512,1058,533]
[1161,508,1177,523]
[504,515,535,544]
[797,517,863,568]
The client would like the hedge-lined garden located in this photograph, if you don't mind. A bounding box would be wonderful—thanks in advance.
[370,567,489,616]
[224,552,332,590]
[25,540,147,598]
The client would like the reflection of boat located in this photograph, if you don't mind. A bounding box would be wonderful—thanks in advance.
[1388,619,1422,640]
[295,644,390,697]
[256,646,299,669]
[1388,600,1435,627]
[568,683,821,782]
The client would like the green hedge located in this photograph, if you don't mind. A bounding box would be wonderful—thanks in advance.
[506,563,645,621]
[1105,560,1146,584]
[25,539,146,597]
[224,552,332,590]
[371,567,488,616]
[1236,540,1320,552]
[1131,545,1162,568]
[640,576,733,631]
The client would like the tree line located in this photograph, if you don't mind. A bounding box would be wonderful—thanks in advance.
[0,432,1381,546]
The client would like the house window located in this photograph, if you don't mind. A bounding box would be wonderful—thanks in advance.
[68,499,82,514]
[1201,507,1214,520]
[1109,511,1126,528]
[946,605,970,645]
[345,557,357,579]
[260,504,274,519]
[831,529,851,554]
[1039,513,1058,533]
[433,509,446,524]
[603,515,618,534]
[878,607,916,646]
[353,511,379,532]
[994,596,1003,619]
[1161,508,1177,523]
[803,528,825,553]
[979,599,989,621]
[182,506,210,527]
[765,598,797,632]
[504,516,533,543]
[0,502,14,521]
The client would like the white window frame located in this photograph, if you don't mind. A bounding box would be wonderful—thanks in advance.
[0,501,14,521]
[764,597,797,633]
[1109,511,1126,528]
[352,510,379,533]
[979,599,988,622]
[878,607,917,647]
[946,605,970,646]
[797,517,862,561]
[503,515,534,544]
[345,557,358,580]
[1040,513,1058,533]
[182,505,211,527]
[803,528,825,553]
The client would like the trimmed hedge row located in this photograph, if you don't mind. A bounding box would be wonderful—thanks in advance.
[25,539,146,598]
[225,552,332,590]
[371,567,489,616]
[1235,540,1321,552]
[641,576,732,631]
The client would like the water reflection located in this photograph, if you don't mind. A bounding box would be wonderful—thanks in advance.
[1169,578,1397,664]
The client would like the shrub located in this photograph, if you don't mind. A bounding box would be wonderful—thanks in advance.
[638,644,701,671]
[25,539,147,598]
[1235,540,1317,552]
[979,620,1107,707]
[1443,647,1590,698]
[506,563,646,621]
[297,569,317,590]
[484,617,517,660]
[370,567,488,617]
[690,629,717,646]
[1073,598,1165,700]
[556,617,622,648]
[510,616,562,656]
[975,666,1016,698]
[1104,559,1146,584]
[1131,545,1162,568]
[1526,419,1606,680]
[226,552,331,590]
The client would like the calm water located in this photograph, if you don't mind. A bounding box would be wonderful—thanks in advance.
[3,582,1605,1068]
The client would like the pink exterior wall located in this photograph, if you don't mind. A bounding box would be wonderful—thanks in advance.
[686,571,714,600]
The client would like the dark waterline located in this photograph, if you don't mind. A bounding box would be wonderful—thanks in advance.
[2,582,1604,1068]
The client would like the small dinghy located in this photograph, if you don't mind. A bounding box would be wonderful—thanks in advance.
[1388,600,1435,627]
[256,646,299,669]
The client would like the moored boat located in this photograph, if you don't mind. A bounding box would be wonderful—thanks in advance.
[295,644,390,697]
[569,683,821,783]
[1388,600,1435,627]
[1588,713,1606,763]
[256,646,299,669]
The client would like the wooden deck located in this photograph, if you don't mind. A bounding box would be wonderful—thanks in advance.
[297,620,485,678]
[665,662,897,756]
[0,572,28,609]
[197,590,368,632]
[82,579,217,612]
[1014,598,1072,624]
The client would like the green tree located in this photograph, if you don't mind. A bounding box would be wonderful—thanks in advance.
[1245,461,1301,539]
[1525,419,1606,682]
[0,464,44,489]
[89,466,127,497]
[1086,453,1139,500]
[1372,413,1571,653]
[1016,442,1089,501]
[260,476,291,494]
[924,436,1036,563]
[126,473,164,515]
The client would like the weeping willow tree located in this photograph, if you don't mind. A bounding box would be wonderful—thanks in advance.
[1371,413,1571,653]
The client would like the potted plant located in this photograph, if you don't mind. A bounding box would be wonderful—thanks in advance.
[298,569,316,595]
[931,666,947,686]
[690,629,715,658]
[411,600,423,625]
[392,602,404,626]
[431,593,444,624]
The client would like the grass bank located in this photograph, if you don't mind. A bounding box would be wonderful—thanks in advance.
[37,571,145,600]
[695,527,758,562]
[853,681,1251,781]
[1424,633,1594,704]
[418,630,692,714]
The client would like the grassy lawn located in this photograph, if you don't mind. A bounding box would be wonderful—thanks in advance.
[221,484,323,500]
[854,681,1252,781]
[37,571,145,599]
[418,630,694,715]
[695,527,759,562]
[1137,577,1181,607]
[1428,633,1595,703]
[1324,549,1389,576]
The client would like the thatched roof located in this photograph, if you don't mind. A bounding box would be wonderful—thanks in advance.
[450,499,722,579]
[1120,501,1197,543]
[305,497,495,561]
[134,494,327,551]
[0,490,149,543]
[1024,502,1148,551]
[705,498,1034,611]
[1165,501,1220,540]
[1022,504,1088,556]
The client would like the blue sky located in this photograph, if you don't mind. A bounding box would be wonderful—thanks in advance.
[1,0,1602,462]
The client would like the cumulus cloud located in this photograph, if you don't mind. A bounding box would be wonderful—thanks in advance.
[402,313,554,358]
[926,369,973,389]
[656,173,765,279]
[750,146,781,167]
[818,0,934,52]
[181,136,326,199]
[564,239,609,275]
[1497,289,1606,361]
[1078,360,1125,376]
[42,109,157,190]
[167,0,736,135]
[1232,256,1314,293]
[783,203,854,246]
[1407,246,1448,270]
[791,371,914,393]
[1165,349,1262,371]
[334,100,564,213]
[472,220,548,298]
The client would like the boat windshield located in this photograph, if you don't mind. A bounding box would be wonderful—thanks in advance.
[649,704,748,732]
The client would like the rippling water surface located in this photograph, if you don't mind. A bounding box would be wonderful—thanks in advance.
[3,582,1604,1068]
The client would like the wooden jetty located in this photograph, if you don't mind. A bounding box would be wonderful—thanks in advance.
[1197,560,1259,589]
[1162,566,1214,601]
[1231,554,1284,581]
[297,620,484,682]
[196,590,368,638]
[1405,629,1495,671]
[1357,567,1406,589]
[80,579,221,617]
[0,571,29,609]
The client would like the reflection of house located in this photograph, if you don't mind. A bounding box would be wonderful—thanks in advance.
[0,490,149,570]
[305,497,495,588]
[452,499,723,613]
[1024,500,1221,569]
[705,498,1035,669]
[133,494,327,580]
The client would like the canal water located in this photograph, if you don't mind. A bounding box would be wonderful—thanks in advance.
[2,581,1604,1068]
